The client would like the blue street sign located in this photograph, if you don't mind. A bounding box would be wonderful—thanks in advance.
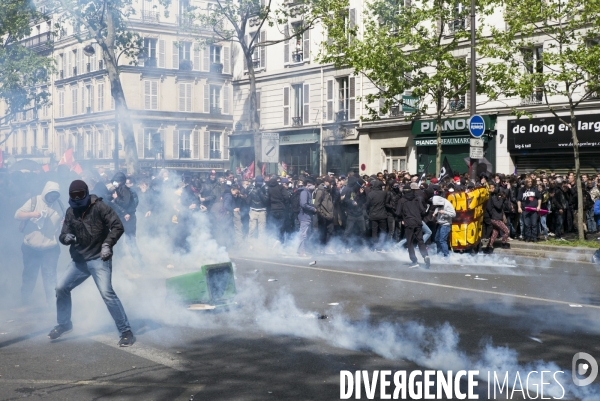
[468,115,486,138]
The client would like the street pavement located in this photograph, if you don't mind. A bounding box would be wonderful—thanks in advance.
[2,249,600,400]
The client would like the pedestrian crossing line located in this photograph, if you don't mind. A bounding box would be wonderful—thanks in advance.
[0,378,204,390]
[233,257,600,310]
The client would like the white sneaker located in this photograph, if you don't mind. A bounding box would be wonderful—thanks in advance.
[548,233,556,237]
[408,262,419,268]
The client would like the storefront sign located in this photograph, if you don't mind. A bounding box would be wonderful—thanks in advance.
[261,132,279,163]
[414,136,475,146]
[402,95,419,112]
[412,115,496,136]
[508,114,600,150]
[280,132,319,145]
[447,187,489,250]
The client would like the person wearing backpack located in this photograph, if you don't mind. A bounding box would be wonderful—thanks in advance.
[14,181,64,307]
[313,177,335,254]
[297,178,317,257]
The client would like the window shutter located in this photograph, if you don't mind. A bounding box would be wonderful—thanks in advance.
[151,81,158,110]
[349,76,356,120]
[303,83,310,124]
[283,86,290,126]
[223,84,230,114]
[186,83,192,112]
[173,130,179,159]
[172,41,179,69]
[103,129,109,158]
[137,128,144,158]
[349,9,356,43]
[193,46,200,71]
[223,46,230,74]
[326,79,334,121]
[284,25,290,64]
[178,83,185,111]
[193,129,200,159]
[144,80,151,109]
[260,31,266,69]
[158,39,165,67]
[98,83,104,111]
[90,85,94,112]
[203,46,209,71]
[224,132,229,160]
[203,130,209,159]
[303,28,310,61]
[203,84,209,112]
[81,86,85,114]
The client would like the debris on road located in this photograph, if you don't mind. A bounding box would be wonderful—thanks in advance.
[465,274,471,277]
[309,261,317,266]
[474,278,488,281]
[328,303,339,306]
[569,304,583,308]
[268,279,278,282]
[527,336,543,343]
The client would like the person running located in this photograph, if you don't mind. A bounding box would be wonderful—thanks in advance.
[397,183,430,268]
[48,180,135,347]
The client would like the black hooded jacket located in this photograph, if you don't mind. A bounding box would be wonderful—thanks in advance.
[365,180,389,221]
[396,190,426,228]
[59,195,124,262]
[267,178,290,212]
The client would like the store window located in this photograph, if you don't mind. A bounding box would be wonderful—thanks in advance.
[383,148,407,172]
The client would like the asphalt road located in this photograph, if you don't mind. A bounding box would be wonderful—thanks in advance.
[2,249,600,400]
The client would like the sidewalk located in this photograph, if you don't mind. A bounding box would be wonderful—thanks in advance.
[494,240,597,263]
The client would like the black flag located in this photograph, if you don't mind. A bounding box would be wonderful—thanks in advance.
[438,157,453,181]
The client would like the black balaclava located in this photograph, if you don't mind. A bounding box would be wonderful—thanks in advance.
[68,180,91,210]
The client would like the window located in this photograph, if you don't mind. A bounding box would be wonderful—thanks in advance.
[22,130,27,154]
[71,87,78,116]
[179,130,192,158]
[43,127,49,149]
[97,83,104,111]
[210,85,221,114]
[85,85,94,113]
[448,3,466,34]
[286,23,310,63]
[384,148,407,172]
[33,129,37,151]
[521,46,544,104]
[336,77,349,121]
[210,131,221,159]
[246,31,266,70]
[144,38,158,67]
[143,128,157,157]
[179,41,192,70]
[178,82,192,112]
[58,54,64,79]
[144,80,158,110]
[98,129,110,158]
[292,84,303,126]
[210,45,221,64]
[72,49,79,76]
[86,129,97,159]
[58,90,65,117]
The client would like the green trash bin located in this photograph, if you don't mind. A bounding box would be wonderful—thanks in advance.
[166,262,237,308]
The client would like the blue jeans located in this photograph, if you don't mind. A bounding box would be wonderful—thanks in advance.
[422,222,432,243]
[539,214,548,236]
[56,259,131,333]
[434,224,451,257]
[586,209,597,233]
[297,219,312,255]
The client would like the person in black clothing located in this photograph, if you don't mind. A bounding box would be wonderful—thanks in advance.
[397,182,430,268]
[550,183,567,239]
[267,177,290,244]
[365,180,389,252]
[342,177,366,252]
[386,182,401,242]
[517,178,542,242]
[487,183,510,251]
[49,180,134,347]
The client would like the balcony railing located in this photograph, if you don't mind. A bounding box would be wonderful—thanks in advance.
[179,149,191,159]
[86,106,92,114]
[177,15,193,26]
[86,62,91,73]
[59,70,64,79]
[145,57,157,68]
[389,105,402,117]
[142,10,160,22]
[446,18,466,35]
[73,66,77,76]
[179,59,193,70]
[210,63,223,74]
[291,50,303,63]
[210,106,222,115]
[292,116,303,127]
[335,109,348,122]
[210,150,221,159]
[252,59,261,69]
[520,89,544,106]
[449,96,466,112]
[99,60,104,70]
[21,32,51,50]
[21,147,28,155]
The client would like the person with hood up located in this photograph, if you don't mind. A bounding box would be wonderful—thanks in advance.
[267,176,291,245]
[342,176,366,252]
[246,175,269,244]
[431,194,456,260]
[14,181,64,306]
[365,179,389,252]
[397,182,431,268]
[297,178,317,257]
[313,177,335,253]
[49,180,134,347]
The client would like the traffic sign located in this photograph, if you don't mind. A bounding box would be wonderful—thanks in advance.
[470,146,484,159]
[470,138,484,147]
[469,115,486,138]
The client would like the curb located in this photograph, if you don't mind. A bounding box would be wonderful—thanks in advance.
[493,241,596,263]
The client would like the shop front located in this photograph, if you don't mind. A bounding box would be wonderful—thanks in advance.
[412,116,497,175]
[507,113,600,174]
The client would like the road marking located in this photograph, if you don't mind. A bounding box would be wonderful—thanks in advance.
[0,379,204,400]
[234,257,600,310]
[90,334,189,372]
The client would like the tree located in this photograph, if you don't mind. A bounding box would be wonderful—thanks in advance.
[321,0,494,175]
[481,0,600,240]
[193,0,323,175]
[52,0,144,174]
[0,0,54,143]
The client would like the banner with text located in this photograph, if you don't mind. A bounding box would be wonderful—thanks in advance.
[508,114,600,150]
[447,187,489,250]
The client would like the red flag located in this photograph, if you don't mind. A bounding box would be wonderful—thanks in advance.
[58,148,74,167]
[261,163,266,177]
[71,162,83,175]
[42,164,50,172]
[243,162,255,180]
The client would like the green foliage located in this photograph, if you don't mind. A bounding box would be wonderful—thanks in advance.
[0,0,54,118]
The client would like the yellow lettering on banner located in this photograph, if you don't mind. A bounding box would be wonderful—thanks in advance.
[467,191,479,210]
[451,223,468,247]
[466,221,478,244]
[448,192,467,212]
[472,205,483,220]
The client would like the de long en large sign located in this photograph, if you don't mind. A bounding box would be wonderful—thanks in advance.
[508,114,600,150]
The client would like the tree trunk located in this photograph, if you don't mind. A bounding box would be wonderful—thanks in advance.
[570,110,585,240]
[102,10,139,175]
[245,52,262,177]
